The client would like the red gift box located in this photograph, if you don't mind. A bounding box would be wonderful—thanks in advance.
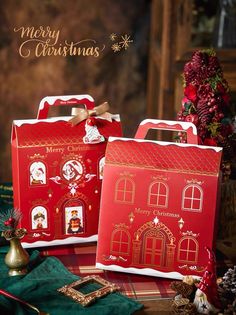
[11,95,122,248]
[96,119,222,279]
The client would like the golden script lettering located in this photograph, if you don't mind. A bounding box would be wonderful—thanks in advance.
[14,26,105,58]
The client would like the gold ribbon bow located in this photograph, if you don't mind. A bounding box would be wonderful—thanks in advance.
[69,101,110,126]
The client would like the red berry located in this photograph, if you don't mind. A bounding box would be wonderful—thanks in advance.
[8,217,15,227]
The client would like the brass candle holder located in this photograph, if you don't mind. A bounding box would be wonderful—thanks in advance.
[2,228,29,276]
[0,208,29,276]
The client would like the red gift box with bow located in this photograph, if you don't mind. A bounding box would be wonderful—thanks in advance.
[11,95,122,248]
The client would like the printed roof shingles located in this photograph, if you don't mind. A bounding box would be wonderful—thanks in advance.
[106,139,222,175]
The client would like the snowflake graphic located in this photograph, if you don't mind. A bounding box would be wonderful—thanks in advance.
[109,33,117,41]
[111,43,121,52]
[119,34,133,50]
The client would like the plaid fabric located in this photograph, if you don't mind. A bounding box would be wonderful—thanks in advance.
[40,243,235,301]
[40,242,176,301]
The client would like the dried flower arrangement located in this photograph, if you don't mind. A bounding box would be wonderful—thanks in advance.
[177,49,236,179]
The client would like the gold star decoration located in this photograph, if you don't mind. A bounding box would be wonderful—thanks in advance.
[111,43,121,52]
[109,33,117,41]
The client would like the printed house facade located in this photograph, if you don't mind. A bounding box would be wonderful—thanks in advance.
[11,95,121,248]
[96,121,222,279]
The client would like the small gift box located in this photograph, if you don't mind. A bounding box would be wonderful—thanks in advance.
[11,95,122,248]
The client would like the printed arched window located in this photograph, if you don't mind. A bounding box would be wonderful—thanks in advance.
[182,184,203,212]
[111,229,130,255]
[148,181,168,207]
[64,200,85,235]
[178,237,199,263]
[115,178,135,203]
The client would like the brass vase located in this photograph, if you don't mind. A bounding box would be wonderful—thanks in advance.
[2,228,29,276]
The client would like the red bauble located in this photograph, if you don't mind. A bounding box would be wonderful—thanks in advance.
[185,114,199,126]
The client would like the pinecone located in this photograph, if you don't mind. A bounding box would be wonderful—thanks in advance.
[172,298,198,315]
[197,83,214,101]
[207,55,222,78]
[196,99,212,124]
[191,51,212,82]
[218,266,236,313]
[191,51,207,70]
[222,266,236,295]
[183,62,197,85]
[170,281,195,299]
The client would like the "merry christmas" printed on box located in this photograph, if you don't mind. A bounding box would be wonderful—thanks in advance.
[96,119,222,279]
[11,95,122,248]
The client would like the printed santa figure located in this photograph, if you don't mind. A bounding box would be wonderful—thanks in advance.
[67,209,83,234]
[83,117,105,144]
[193,247,221,314]
[30,164,45,184]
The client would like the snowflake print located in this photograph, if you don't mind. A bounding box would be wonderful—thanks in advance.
[109,33,117,41]
[119,34,133,50]
[111,43,121,52]
[109,33,133,53]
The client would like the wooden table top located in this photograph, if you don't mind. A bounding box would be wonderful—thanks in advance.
[135,298,173,314]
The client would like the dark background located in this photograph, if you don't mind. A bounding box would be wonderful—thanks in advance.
[0,0,150,182]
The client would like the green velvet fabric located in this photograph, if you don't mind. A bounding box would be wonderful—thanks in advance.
[0,248,143,315]
[0,191,13,247]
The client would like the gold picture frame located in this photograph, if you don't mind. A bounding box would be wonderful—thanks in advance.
[57,275,120,306]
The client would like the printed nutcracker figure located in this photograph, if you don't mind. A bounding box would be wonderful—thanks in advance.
[67,209,83,234]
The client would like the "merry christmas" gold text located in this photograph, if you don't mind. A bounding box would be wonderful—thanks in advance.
[14,26,105,58]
